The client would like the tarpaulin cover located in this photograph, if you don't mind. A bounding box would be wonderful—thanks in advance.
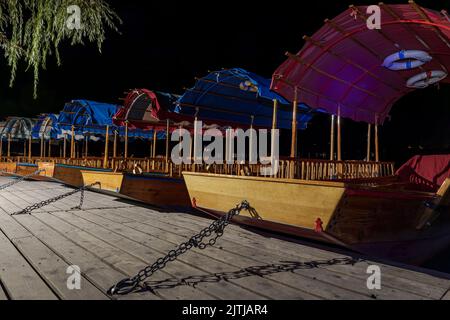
[396,154,450,192]
[113,89,180,132]
[272,3,450,124]
[31,114,59,139]
[56,100,154,140]
[0,117,35,140]
[177,68,314,129]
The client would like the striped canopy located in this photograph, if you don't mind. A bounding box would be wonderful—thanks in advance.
[272,3,450,124]
[0,117,35,140]
[31,114,59,139]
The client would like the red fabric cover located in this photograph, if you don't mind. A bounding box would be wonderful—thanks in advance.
[272,4,450,124]
[396,154,450,192]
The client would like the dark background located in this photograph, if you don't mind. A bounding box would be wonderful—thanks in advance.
[0,0,449,164]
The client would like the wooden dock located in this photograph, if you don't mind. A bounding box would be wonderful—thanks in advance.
[0,175,449,300]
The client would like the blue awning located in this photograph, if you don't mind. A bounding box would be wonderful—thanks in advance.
[55,100,155,140]
[176,68,314,129]
[31,114,59,139]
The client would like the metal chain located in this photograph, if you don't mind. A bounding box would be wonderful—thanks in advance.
[0,169,44,191]
[108,200,252,295]
[11,182,100,216]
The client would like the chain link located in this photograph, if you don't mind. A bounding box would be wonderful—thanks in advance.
[11,182,100,216]
[0,169,44,191]
[108,200,252,295]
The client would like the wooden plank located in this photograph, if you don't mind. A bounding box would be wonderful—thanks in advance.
[13,236,109,300]
[61,209,326,299]
[8,214,141,299]
[145,208,450,289]
[41,211,268,300]
[108,206,448,299]
[23,212,218,300]
[0,282,9,300]
[66,209,371,299]
[0,232,57,300]
[0,211,109,300]
[442,290,450,300]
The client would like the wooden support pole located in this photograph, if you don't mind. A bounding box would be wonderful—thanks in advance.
[337,112,342,161]
[85,136,89,158]
[366,123,371,161]
[152,130,157,158]
[271,99,278,174]
[48,139,52,158]
[63,133,67,159]
[28,136,32,161]
[375,121,379,162]
[0,136,3,158]
[249,116,255,163]
[40,135,44,158]
[23,140,26,157]
[103,125,109,168]
[165,119,170,162]
[7,134,11,158]
[330,115,335,160]
[70,125,75,158]
[124,121,129,159]
[113,131,117,158]
[290,87,298,158]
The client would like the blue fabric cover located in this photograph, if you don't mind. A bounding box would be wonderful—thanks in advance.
[176,68,314,129]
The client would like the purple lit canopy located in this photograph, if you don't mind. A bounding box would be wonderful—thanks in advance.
[272,2,450,124]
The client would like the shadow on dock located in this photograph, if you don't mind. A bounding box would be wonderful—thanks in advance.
[137,257,361,295]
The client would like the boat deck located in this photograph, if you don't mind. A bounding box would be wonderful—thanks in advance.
[0,176,449,300]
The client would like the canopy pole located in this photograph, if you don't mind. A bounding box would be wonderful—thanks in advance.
[152,130,157,158]
[48,139,52,158]
[290,87,298,159]
[85,136,89,159]
[271,99,278,176]
[70,125,75,159]
[28,136,32,161]
[0,137,3,158]
[23,140,26,157]
[337,108,342,161]
[103,125,109,168]
[7,134,11,158]
[366,123,371,161]
[249,115,255,163]
[43,137,47,159]
[165,119,169,163]
[375,118,379,162]
[40,135,44,158]
[63,133,67,159]
[330,115,335,160]
[113,131,117,158]
[193,108,200,164]
[124,121,129,159]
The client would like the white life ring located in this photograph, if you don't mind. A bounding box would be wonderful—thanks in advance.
[406,70,447,88]
[382,50,432,71]
[132,163,143,175]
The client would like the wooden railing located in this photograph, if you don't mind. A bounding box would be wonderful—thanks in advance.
[0,156,395,181]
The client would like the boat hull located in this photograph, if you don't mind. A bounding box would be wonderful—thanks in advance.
[182,172,450,265]
[81,170,191,208]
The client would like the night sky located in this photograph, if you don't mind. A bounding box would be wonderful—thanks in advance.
[0,0,449,164]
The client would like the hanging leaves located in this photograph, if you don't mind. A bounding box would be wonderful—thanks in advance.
[0,0,121,97]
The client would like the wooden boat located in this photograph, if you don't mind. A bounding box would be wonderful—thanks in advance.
[81,170,191,208]
[183,171,450,264]
[34,162,191,208]
[0,161,47,180]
